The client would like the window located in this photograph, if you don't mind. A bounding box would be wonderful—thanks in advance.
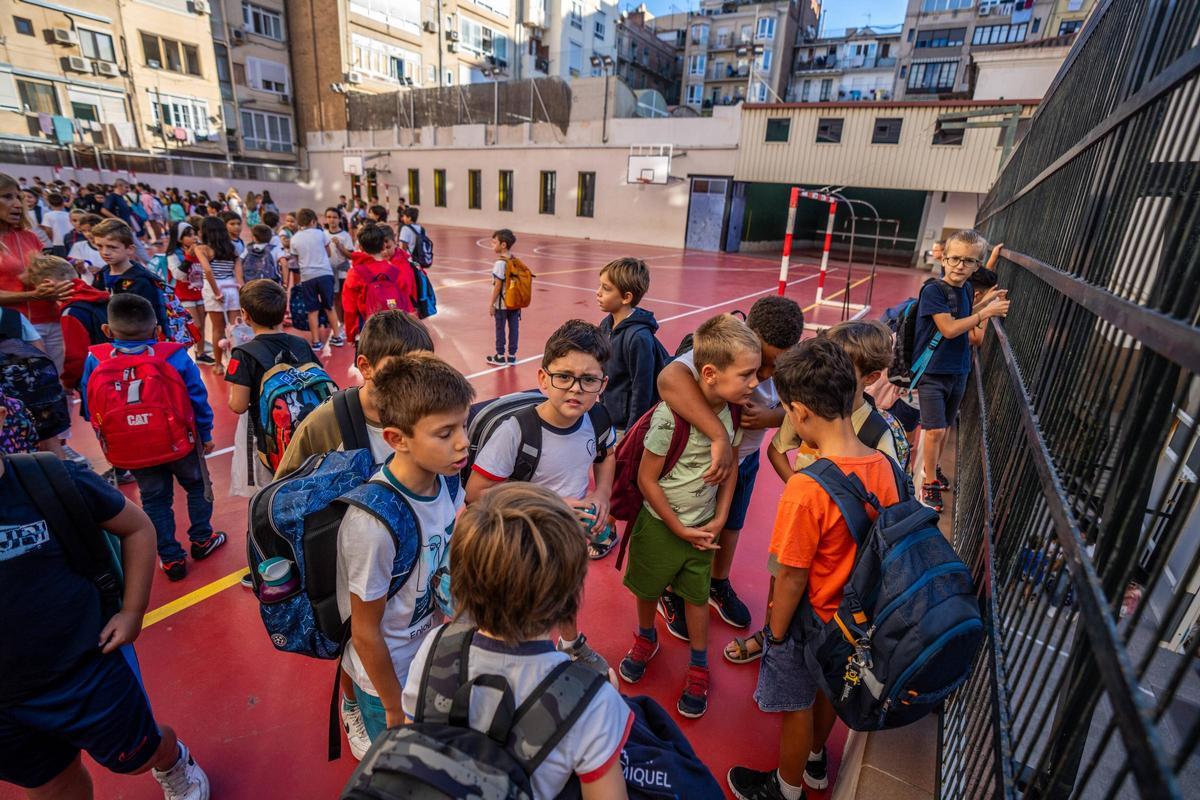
[871,117,902,145]
[460,18,509,61]
[819,78,832,101]
[352,34,421,82]
[468,169,481,209]
[906,27,914,42]
[686,83,702,105]
[568,39,583,74]
[433,170,446,207]
[14,17,33,36]
[1059,19,1083,35]
[816,117,843,143]
[577,172,595,218]
[498,170,513,211]
[907,60,958,92]
[243,2,284,40]
[932,121,964,146]
[914,28,967,48]
[594,10,605,39]
[539,170,556,214]
[570,0,583,29]
[740,24,751,42]
[142,33,202,76]
[79,29,116,62]
[349,0,421,33]
[800,78,811,101]
[688,54,706,75]
[759,47,771,71]
[407,169,420,205]
[690,24,707,44]
[972,24,1028,46]
[755,17,775,40]
[920,0,973,10]
[1031,17,1041,33]
[752,81,768,102]
[246,58,290,94]
[17,80,59,115]
[765,118,790,142]
[152,92,212,136]
[240,109,292,151]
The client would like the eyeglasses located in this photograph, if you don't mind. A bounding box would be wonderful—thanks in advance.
[547,372,605,393]
[943,255,982,268]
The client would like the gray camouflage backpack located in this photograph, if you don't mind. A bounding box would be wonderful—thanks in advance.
[340,623,607,800]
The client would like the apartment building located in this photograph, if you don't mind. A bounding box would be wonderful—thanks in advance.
[788,26,901,103]
[893,0,1097,99]
[615,5,679,103]
[526,0,619,82]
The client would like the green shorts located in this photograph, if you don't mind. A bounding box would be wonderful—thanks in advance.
[623,507,714,606]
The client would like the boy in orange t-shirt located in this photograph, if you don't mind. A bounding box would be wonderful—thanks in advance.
[727,337,901,800]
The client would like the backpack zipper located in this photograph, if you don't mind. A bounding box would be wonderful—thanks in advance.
[880,617,984,720]
[871,562,970,632]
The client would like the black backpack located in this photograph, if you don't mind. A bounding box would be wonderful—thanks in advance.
[404,224,434,268]
[0,308,70,441]
[62,299,109,346]
[340,623,606,800]
[888,279,957,390]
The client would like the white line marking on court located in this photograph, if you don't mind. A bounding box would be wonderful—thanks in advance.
[532,278,704,309]
[206,446,234,458]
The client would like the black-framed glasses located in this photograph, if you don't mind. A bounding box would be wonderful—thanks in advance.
[943,255,982,268]
[547,372,605,393]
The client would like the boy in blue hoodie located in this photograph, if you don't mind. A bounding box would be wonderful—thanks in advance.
[596,257,668,435]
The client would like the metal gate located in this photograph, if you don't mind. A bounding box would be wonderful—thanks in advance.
[940,1,1200,798]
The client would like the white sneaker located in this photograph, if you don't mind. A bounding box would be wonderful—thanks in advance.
[342,698,371,760]
[152,741,210,800]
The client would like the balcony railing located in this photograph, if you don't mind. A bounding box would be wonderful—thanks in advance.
[794,55,898,72]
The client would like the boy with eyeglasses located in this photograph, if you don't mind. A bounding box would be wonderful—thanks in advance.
[915,229,1010,512]
[467,320,617,675]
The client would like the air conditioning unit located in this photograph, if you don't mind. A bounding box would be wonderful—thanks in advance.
[447,42,458,53]
[446,30,460,41]
[979,6,991,15]
[51,28,78,45]
[536,57,549,72]
[346,70,364,84]
[423,20,437,33]
[62,55,91,73]
[190,0,210,15]
[231,28,246,44]
[279,93,291,104]
[93,60,120,77]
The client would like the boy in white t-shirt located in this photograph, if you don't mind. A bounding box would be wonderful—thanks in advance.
[337,352,474,746]
[403,483,631,800]
[289,207,344,348]
[467,320,617,674]
[486,228,520,366]
[324,207,354,299]
[42,192,73,256]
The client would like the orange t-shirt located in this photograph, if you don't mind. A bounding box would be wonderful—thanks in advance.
[769,452,901,622]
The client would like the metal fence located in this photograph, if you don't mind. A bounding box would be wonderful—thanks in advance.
[940,1,1200,798]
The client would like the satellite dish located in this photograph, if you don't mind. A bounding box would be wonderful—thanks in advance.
[635,89,668,118]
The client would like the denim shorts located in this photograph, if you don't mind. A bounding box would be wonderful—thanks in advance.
[754,634,817,712]
[301,274,336,311]
[917,372,969,430]
[724,452,761,532]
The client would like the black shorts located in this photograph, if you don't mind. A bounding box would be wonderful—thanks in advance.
[917,372,969,430]
[300,275,336,311]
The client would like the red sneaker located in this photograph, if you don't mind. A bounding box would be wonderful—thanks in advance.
[618,633,660,684]
[678,665,710,718]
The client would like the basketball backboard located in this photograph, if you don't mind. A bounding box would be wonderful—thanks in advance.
[626,144,673,185]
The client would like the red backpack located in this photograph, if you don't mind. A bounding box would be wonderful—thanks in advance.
[361,261,409,316]
[85,342,197,469]
[610,401,742,568]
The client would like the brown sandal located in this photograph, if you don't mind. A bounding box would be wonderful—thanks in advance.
[723,630,765,664]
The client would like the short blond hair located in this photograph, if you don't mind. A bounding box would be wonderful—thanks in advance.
[693,313,760,370]
[24,255,76,285]
[945,229,988,260]
[450,483,588,644]
[600,257,650,305]
[825,320,894,375]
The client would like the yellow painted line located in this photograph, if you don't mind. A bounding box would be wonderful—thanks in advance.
[142,567,250,629]
[803,275,873,313]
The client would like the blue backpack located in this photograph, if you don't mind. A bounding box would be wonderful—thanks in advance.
[240,338,337,471]
[795,458,983,731]
[621,696,723,798]
[411,265,437,319]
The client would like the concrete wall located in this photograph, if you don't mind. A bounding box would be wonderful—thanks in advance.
[916,189,984,260]
[972,46,1071,101]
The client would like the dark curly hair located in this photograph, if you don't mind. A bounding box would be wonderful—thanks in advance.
[746,295,805,349]
[774,337,857,420]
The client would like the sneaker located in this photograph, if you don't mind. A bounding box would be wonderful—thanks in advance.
[804,748,829,790]
[240,573,254,589]
[161,559,187,581]
[558,634,610,677]
[329,335,346,347]
[618,633,660,684]
[921,483,944,513]
[190,532,227,560]
[727,767,791,800]
[709,580,752,628]
[505,355,517,364]
[931,466,952,491]
[485,354,505,365]
[117,469,137,485]
[195,352,216,365]
[657,590,690,641]
[677,664,710,718]
[341,697,371,761]
[152,741,210,800]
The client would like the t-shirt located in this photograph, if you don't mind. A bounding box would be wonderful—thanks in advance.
[492,259,508,310]
[337,467,464,696]
[68,239,103,276]
[225,333,318,414]
[674,350,775,461]
[914,280,973,376]
[772,397,900,470]
[2,309,42,343]
[329,230,352,274]
[102,192,135,227]
[399,223,424,253]
[42,210,72,247]
[472,409,616,500]
[290,227,333,281]
[770,451,901,623]
[0,459,126,705]
[402,630,633,799]
[643,401,738,527]
[1,229,57,323]
[27,211,51,248]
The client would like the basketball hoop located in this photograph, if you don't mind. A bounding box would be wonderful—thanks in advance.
[635,176,653,185]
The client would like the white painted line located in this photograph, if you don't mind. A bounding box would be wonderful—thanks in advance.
[532,278,704,309]
[206,446,234,458]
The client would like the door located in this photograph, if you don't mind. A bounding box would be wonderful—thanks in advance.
[723,181,747,252]
[685,176,730,251]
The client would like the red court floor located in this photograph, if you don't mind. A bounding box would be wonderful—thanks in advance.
[2,226,925,800]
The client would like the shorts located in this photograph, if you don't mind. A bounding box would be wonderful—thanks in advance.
[916,372,969,430]
[888,398,921,432]
[754,634,817,712]
[301,275,336,311]
[724,452,761,532]
[202,277,240,313]
[623,507,714,606]
[0,647,162,788]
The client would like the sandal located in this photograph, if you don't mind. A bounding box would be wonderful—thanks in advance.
[723,630,765,664]
[587,523,619,560]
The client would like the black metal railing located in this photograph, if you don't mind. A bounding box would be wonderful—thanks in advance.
[941,1,1200,797]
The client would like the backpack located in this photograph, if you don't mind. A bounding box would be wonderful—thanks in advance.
[403,223,434,268]
[794,458,983,731]
[609,401,741,568]
[289,288,330,331]
[340,622,606,800]
[332,387,371,452]
[240,338,337,472]
[128,196,149,222]
[153,274,199,346]
[621,696,724,799]
[360,261,409,316]
[0,309,71,442]
[62,299,109,347]
[888,279,957,391]
[0,394,39,454]
[461,390,613,486]
[857,404,911,473]
[85,342,197,469]
[411,265,438,319]
[241,245,280,283]
[502,256,535,310]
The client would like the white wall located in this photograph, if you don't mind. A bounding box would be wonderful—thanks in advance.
[916,190,985,262]
[972,47,1071,101]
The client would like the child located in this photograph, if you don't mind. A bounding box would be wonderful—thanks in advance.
[92,219,169,336]
[727,337,903,800]
[467,320,617,671]
[42,192,72,257]
[657,297,805,643]
[67,212,104,285]
[620,314,761,718]
[398,206,426,259]
[291,208,345,349]
[0,453,209,799]
[193,216,240,375]
[487,228,520,366]
[403,483,631,798]
[324,207,353,303]
[366,205,387,224]
[22,255,109,392]
[220,210,245,258]
[80,294,224,581]
[62,208,85,252]
[341,223,415,341]
[225,280,319,495]
[915,229,1009,512]
[241,224,281,284]
[337,352,474,743]
[164,221,209,364]
[596,257,666,434]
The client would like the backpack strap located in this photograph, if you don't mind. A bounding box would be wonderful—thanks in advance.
[586,403,613,463]
[798,458,877,546]
[857,408,890,449]
[510,404,544,483]
[415,622,477,724]
[339,480,423,601]
[661,407,692,477]
[332,387,370,452]
[508,659,606,774]
[0,307,23,340]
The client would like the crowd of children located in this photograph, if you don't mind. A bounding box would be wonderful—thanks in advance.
[0,164,1011,800]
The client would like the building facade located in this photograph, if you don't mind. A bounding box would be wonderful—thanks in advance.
[787,26,901,103]
[615,6,679,104]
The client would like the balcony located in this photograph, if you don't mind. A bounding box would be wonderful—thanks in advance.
[842,55,897,70]
[978,1,1015,18]
[793,55,839,72]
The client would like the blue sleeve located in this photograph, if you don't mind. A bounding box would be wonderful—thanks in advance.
[66,460,127,522]
[79,354,99,420]
[626,330,659,430]
[19,314,40,343]
[170,350,214,442]
[917,284,954,319]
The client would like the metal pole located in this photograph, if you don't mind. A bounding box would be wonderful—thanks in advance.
[778,186,799,295]
[814,198,836,304]
[601,67,610,143]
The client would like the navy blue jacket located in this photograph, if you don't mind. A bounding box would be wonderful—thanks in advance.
[600,307,667,432]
